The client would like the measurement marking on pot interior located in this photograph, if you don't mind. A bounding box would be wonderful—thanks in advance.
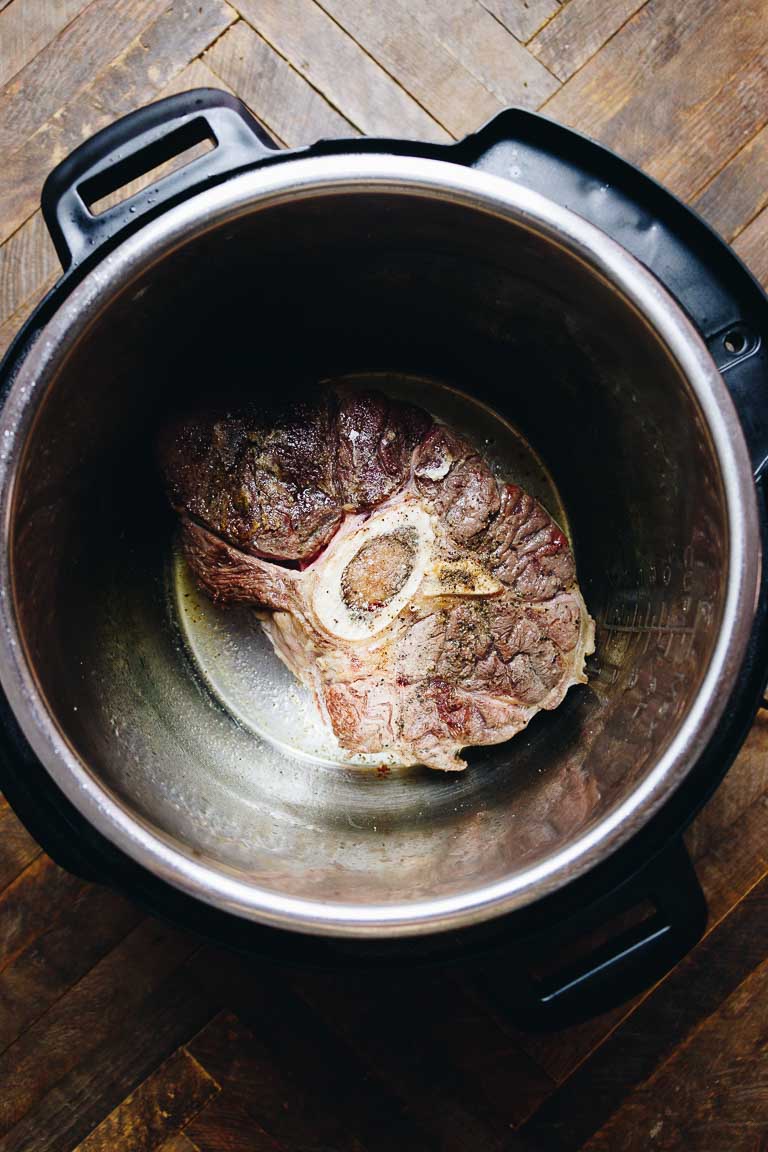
[600,599,701,659]
[602,622,696,634]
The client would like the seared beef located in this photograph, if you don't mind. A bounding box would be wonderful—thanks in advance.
[336,391,432,508]
[159,392,429,561]
[161,389,595,770]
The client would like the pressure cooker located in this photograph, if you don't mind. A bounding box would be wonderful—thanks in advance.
[0,89,766,1029]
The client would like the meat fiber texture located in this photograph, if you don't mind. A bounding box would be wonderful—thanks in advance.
[160,390,595,771]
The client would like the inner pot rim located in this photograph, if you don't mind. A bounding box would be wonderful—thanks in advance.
[0,153,759,938]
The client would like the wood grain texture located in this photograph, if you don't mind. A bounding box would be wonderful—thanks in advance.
[0,883,140,1055]
[0,56,233,369]
[0,920,197,1138]
[0,945,219,1152]
[693,780,768,924]
[694,122,768,242]
[734,203,768,283]
[542,0,706,132]
[0,211,58,329]
[187,1010,368,1152]
[0,806,40,894]
[529,0,648,81]
[0,858,81,977]
[156,1136,202,1152]
[391,0,560,108]
[515,867,768,1150]
[159,56,236,100]
[205,20,354,147]
[184,1088,285,1152]
[187,986,430,1152]
[234,0,450,140]
[644,49,768,201]
[0,0,93,88]
[684,713,768,860]
[479,729,768,1087]
[583,954,768,1150]
[313,0,505,134]
[0,0,236,245]
[0,0,167,155]
[479,0,561,43]
[73,1049,219,1152]
[544,0,768,166]
[0,273,59,359]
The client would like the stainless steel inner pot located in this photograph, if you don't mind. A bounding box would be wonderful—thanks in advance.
[0,156,759,937]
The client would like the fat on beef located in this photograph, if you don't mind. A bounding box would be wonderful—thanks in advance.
[161,389,595,770]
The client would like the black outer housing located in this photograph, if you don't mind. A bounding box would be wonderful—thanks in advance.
[1,89,766,1029]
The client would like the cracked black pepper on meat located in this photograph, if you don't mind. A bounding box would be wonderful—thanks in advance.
[160,387,595,771]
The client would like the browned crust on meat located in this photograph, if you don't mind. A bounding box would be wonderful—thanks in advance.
[162,389,594,771]
[160,391,432,562]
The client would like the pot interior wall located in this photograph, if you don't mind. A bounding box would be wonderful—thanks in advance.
[10,189,727,911]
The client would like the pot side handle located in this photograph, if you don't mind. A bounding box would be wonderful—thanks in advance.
[41,88,278,271]
[475,837,707,1031]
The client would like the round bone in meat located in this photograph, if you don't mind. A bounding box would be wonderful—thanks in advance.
[161,390,595,770]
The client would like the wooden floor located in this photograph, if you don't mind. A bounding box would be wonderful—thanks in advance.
[1,1,768,1148]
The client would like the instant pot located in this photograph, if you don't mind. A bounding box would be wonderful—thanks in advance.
[1,89,766,1029]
